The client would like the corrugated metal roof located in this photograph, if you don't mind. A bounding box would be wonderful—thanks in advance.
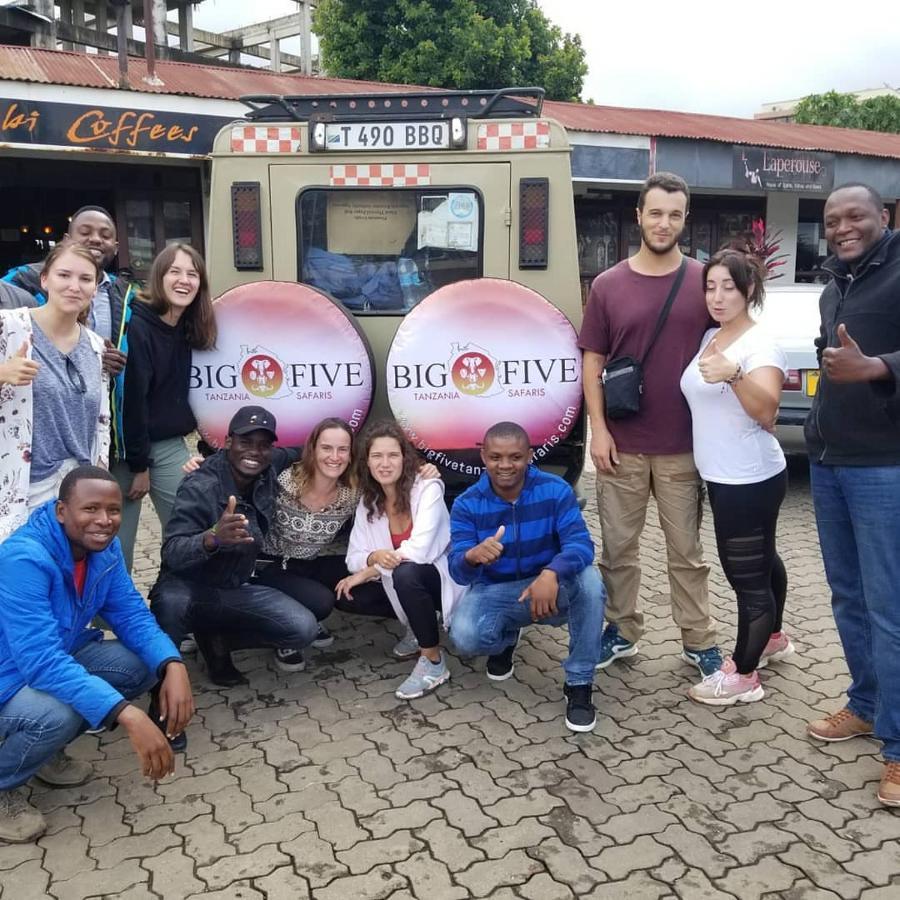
[1,46,898,160]
[544,99,900,160]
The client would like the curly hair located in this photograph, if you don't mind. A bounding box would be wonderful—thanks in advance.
[357,420,420,522]
[287,417,356,498]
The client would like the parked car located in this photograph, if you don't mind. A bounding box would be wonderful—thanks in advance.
[754,283,823,454]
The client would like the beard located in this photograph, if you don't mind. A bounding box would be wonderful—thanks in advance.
[641,223,683,256]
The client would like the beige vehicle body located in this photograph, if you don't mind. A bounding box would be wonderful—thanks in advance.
[205,88,585,492]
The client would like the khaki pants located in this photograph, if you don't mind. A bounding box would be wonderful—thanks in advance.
[596,451,715,649]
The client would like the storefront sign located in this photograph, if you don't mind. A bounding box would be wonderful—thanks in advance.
[386,278,582,479]
[189,282,374,448]
[0,97,230,155]
[733,146,834,193]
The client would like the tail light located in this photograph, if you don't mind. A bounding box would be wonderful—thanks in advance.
[232,182,263,270]
[519,177,549,269]
[783,369,802,391]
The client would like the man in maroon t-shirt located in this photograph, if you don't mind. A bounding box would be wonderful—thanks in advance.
[578,172,721,676]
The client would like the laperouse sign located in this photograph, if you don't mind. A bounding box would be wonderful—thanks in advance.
[0,97,230,154]
[386,279,583,477]
[733,145,835,193]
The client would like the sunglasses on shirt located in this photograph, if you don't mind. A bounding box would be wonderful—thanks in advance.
[65,356,87,394]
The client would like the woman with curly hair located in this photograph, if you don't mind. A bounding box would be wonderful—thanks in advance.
[336,421,462,699]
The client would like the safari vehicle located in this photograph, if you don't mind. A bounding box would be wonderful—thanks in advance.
[200,87,585,494]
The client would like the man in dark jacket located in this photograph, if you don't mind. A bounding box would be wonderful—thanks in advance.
[2,206,134,374]
[149,406,318,686]
[803,183,900,808]
[0,466,193,843]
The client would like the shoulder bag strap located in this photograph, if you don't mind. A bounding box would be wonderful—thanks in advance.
[638,257,688,365]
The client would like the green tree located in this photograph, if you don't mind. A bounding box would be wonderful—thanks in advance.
[794,90,900,134]
[312,0,587,102]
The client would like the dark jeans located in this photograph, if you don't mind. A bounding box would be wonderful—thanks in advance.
[149,575,319,652]
[391,562,442,649]
[706,470,787,674]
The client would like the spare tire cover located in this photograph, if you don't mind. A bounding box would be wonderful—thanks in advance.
[189,281,374,448]
[386,278,582,474]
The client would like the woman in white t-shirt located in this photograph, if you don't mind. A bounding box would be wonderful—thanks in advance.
[680,247,794,706]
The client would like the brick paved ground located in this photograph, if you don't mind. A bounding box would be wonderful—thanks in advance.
[3,457,900,898]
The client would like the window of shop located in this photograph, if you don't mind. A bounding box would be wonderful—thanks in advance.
[575,191,765,302]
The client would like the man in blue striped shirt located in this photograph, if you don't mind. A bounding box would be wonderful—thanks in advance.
[449,422,606,732]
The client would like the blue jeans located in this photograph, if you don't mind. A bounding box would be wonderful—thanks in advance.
[150,576,319,651]
[450,566,606,684]
[810,462,900,760]
[0,640,157,790]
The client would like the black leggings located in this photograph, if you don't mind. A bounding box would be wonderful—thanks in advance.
[256,556,441,646]
[706,470,788,674]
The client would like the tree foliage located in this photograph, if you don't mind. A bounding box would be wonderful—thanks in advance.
[312,0,587,102]
[794,90,900,134]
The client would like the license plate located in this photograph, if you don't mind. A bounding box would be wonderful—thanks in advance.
[805,370,819,397]
[325,121,450,151]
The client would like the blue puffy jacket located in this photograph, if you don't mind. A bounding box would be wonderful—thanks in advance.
[0,502,179,727]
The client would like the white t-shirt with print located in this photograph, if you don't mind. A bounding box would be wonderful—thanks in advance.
[680,324,787,485]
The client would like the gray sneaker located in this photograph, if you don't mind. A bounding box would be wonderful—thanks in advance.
[395,654,450,700]
[35,750,93,787]
[179,634,198,655]
[0,787,46,843]
[392,624,420,659]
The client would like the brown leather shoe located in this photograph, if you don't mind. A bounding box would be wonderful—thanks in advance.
[807,707,874,742]
[878,762,900,807]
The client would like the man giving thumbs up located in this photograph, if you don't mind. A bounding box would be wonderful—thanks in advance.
[448,422,606,733]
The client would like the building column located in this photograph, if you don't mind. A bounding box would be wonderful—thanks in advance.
[178,2,194,51]
[152,0,167,50]
[764,192,798,284]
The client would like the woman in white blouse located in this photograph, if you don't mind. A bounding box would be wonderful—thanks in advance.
[337,421,462,700]
[680,247,794,706]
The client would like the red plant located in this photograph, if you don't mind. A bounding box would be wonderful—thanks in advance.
[750,218,789,280]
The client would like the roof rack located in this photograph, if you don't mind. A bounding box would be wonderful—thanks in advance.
[240,87,545,123]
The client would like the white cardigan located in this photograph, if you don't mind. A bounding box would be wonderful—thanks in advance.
[346,476,464,627]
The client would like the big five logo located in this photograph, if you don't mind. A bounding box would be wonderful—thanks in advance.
[449,343,500,396]
[239,345,290,399]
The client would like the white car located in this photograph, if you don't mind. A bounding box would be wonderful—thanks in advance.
[754,283,823,454]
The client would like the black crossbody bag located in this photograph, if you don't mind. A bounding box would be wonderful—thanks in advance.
[601,258,688,420]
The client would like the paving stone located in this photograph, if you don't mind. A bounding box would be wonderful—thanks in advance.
[715,858,804,900]
[589,835,673,880]
[188,744,263,776]
[0,859,51,900]
[518,872,576,900]
[362,799,443,840]
[603,775,681,815]
[777,879,844,899]
[444,762,511,805]
[230,812,315,853]
[336,829,424,874]
[778,811,860,863]
[670,868,740,899]
[778,844,871,899]
[0,841,42,871]
[38,824,94,882]
[92,825,180,869]
[470,818,555,859]
[196,845,289,891]
[432,790,500,836]
[349,748,405,790]
[126,799,212,835]
[393,849,468,900]
[48,859,148,900]
[331,774,390,817]
[547,779,619,825]
[252,866,312,900]
[75,796,129,848]
[655,823,738,879]
[416,819,485,872]
[157,769,237,803]
[174,814,237,867]
[305,799,369,850]
[207,785,264,834]
[482,788,563,827]
[185,882,263,900]
[716,823,796,866]
[313,864,407,900]
[144,845,205,899]
[379,773,454,807]
[844,841,900,886]
[455,849,544,896]
[840,811,900,850]
[280,832,348,888]
[582,870,670,899]
[595,805,679,844]
[529,836,606,892]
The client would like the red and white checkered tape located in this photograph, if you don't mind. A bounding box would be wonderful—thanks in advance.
[476,121,551,151]
[330,164,431,187]
[230,126,302,153]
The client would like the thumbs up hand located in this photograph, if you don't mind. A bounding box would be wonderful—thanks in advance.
[822,323,889,384]
[0,340,40,387]
[465,524,507,567]
[698,338,740,385]
[211,495,254,546]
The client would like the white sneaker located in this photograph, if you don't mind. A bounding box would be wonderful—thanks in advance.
[392,624,420,659]
[395,654,450,700]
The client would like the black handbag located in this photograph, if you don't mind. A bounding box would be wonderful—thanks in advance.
[602,258,688,420]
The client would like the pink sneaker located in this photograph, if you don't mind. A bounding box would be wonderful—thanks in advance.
[688,658,764,706]
[757,631,796,669]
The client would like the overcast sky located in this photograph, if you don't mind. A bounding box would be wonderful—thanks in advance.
[189,0,900,118]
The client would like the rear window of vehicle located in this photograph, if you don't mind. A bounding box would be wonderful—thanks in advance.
[297,188,483,315]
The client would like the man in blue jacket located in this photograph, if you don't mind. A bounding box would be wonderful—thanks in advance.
[449,421,606,732]
[0,466,194,843]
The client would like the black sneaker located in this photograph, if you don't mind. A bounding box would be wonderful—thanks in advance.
[563,683,596,733]
[148,699,188,753]
[274,648,307,673]
[486,630,521,682]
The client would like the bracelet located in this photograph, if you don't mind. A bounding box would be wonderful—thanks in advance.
[724,363,743,385]
[206,529,220,549]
